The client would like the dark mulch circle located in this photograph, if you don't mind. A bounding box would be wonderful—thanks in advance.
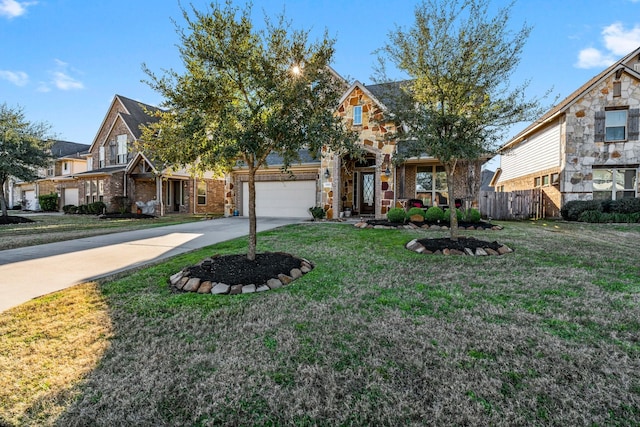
[185,252,305,286]
[0,215,35,225]
[417,237,503,252]
[98,213,156,219]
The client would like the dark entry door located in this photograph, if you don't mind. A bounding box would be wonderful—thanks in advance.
[360,172,375,215]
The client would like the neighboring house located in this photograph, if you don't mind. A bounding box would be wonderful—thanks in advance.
[225,79,483,219]
[71,94,224,216]
[493,46,640,217]
[12,140,90,210]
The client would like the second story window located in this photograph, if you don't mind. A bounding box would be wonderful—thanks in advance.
[117,134,127,164]
[87,157,93,171]
[99,146,105,168]
[353,105,362,126]
[605,109,627,141]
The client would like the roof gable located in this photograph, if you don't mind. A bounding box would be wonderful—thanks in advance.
[501,46,640,151]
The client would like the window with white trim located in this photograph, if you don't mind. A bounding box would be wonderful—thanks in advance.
[593,168,637,201]
[87,157,93,171]
[416,165,447,206]
[117,134,127,164]
[197,181,207,205]
[99,146,105,168]
[353,105,362,126]
[605,110,627,142]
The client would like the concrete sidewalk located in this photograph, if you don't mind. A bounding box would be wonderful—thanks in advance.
[0,217,300,313]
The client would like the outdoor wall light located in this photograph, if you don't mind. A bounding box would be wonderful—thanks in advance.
[324,168,330,178]
[385,166,391,177]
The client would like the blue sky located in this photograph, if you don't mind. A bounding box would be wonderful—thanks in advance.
[2,0,640,165]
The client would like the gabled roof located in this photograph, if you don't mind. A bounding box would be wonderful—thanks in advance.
[49,140,90,158]
[125,152,159,175]
[88,94,163,152]
[500,46,640,152]
[338,80,390,112]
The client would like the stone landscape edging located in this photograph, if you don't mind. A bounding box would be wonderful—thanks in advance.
[169,257,315,295]
[405,238,514,256]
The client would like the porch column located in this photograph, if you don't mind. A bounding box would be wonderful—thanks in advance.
[332,156,341,217]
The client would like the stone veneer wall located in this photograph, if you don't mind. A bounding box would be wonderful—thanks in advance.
[332,86,398,218]
[562,73,640,202]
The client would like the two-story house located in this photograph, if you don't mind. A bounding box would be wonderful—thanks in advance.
[493,46,640,217]
[12,140,90,210]
[71,94,224,215]
[224,78,483,219]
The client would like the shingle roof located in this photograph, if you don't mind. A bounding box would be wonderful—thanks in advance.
[500,46,640,151]
[49,140,90,158]
[116,95,163,139]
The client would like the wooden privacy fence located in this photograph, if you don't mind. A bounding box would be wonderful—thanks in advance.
[479,189,544,220]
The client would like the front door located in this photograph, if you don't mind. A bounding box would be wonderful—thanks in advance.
[360,172,375,215]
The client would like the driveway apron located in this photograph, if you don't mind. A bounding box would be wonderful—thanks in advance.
[0,217,300,313]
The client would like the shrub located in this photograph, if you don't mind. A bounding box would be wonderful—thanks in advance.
[62,204,77,214]
[406,207,426,220]
[111,196,131,214]
[578,210,603,223]
[424,206,444,222]
[443,207,463,222]
[612,197,640,214]
[38,192,58,212]
[463,208,481,223]
[387,207,407,223]
[309,206,325,220]
[77,205,88,214]
[560,200,601,221]
[87,201,107,214]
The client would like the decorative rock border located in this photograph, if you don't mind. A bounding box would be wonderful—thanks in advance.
[405,238,513,256]
[353,221,504,231]
[168,257,315,295]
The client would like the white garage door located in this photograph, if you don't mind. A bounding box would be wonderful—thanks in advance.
[64,188,79,206]
[24,190,37,210]
[242,180,317,218]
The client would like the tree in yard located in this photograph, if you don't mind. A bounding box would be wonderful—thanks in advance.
[0,103,53,218]
[140,1,359,260]
[377,0,547,239]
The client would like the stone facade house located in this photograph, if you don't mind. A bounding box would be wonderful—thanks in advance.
[11,140,90,210]
[71,95,224,215]
[493,46,640,216]
[224,79,483,219]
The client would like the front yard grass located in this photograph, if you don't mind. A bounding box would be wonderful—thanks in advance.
[0,213,210,250]
[1,220,639,425]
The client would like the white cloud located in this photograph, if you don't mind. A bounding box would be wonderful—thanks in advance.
[576,22,640,68]
[52,71,83,90]
[0,70,29,86]
[0,0,36,19]
[575,47,616,69]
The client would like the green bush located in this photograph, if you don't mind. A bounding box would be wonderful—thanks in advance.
[62,204,77,214]
[387,207,407,223]
[424,206,444,222]
[577,210,603,223]
[406,207,426,220]
[463,208,481,223]
[87,201,107,214]
[443,207,463,222]
[77,205,88,214]
[611,198,640,214]
[309,206,325,220]
[38,192,58,212]
[111,196,131,214]
[560,200,602,221]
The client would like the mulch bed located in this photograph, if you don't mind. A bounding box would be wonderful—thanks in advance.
[366,219,496,229]
[417,236,503,253]
[98,213,156,219]
[183,252,305,287]
[0,216,35,225]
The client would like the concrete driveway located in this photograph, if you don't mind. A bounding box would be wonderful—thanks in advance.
[0,217,301,313]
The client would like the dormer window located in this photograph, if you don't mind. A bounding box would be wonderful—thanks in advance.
[353,105,362,126]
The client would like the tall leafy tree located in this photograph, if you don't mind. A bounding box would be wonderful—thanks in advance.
[140,1,358,260]
[377,0,547,239]
[0,103,52,218]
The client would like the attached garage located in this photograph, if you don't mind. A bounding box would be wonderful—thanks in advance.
[64,188,79,207]
[242,180,317,218]
[24,190,37,210]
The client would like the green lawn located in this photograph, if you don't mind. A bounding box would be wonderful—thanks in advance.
[1,220,639,426]
[0,213,209,250]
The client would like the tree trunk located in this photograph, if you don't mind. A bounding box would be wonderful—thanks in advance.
[445,160,459,241]
[0,179,8,218]
[247,165,257,261]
